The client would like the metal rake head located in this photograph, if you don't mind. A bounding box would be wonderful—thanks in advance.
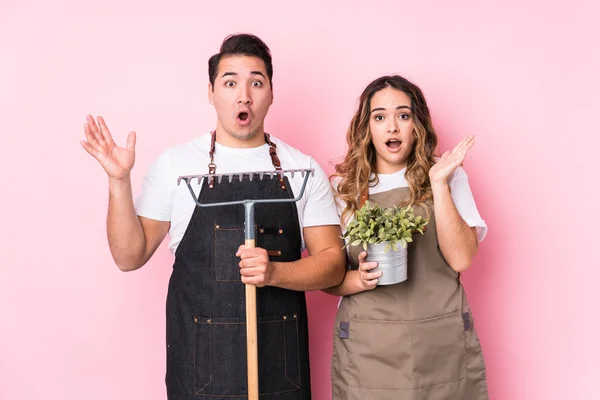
[176,168,315,208]
[177,168,314,186]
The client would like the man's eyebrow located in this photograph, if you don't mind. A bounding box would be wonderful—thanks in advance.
[371,105,412,113]
[220,71,266,79]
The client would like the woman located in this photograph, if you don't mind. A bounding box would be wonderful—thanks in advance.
[326,75,489,399]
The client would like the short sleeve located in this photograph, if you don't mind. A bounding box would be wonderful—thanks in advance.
[301,158,341,227]
[134,149,173,222]
[448,167,487,242]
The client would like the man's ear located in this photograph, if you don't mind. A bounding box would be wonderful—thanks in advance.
[208,83,214,105]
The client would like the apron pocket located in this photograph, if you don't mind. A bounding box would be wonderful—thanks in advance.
[411,310,467,388]
[344,318,412,389]
[214,224,244,282]
[194,313,301,396]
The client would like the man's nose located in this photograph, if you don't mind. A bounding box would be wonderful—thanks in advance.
[237,85,251,105]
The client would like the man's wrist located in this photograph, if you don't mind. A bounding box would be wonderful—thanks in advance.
[267,261,280,287]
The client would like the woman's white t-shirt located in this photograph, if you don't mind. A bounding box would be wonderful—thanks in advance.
[333,167,487,242]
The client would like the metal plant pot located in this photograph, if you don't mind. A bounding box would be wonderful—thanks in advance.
[366,242,408,285]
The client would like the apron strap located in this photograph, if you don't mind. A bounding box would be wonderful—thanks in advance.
[264,132,286,190]
[358,185,369,208]
[208,131,286,190]
[208,131,217,188]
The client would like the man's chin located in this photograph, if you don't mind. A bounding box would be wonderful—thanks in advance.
[228,127,260,141]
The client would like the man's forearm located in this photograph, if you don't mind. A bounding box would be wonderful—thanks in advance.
[107,176,146,271]
[269,247,346,291]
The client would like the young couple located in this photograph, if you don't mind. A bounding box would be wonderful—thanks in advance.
[81,33,488,399]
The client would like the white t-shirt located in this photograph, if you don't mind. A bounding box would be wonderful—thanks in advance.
[135,133,340,255]
[333,166,488,242]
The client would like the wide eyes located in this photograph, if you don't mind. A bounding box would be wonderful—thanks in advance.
[224,80,263,88]
[372,113,411,122]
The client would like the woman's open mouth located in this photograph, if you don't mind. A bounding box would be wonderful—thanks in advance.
[386,139,402,149]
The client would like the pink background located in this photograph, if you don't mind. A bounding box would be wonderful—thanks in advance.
[1,0,598,399]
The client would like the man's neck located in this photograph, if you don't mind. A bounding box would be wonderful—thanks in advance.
[214,127,267,149]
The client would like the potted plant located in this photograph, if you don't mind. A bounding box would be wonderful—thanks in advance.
[342,201,429,285]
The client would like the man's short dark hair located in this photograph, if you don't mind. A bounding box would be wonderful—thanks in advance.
[208,33,273,88]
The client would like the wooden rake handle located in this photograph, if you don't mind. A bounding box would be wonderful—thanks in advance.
[245,238,259,400]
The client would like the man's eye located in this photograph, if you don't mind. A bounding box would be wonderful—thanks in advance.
[251,81,263,87]
[225,81,235,87]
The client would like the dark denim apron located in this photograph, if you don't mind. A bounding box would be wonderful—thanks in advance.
[165,132,311,399]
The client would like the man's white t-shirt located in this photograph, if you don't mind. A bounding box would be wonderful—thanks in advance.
[333,166,488,242]
[135,133,340,255]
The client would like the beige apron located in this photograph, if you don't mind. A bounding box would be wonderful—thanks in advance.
[331,187,489,399]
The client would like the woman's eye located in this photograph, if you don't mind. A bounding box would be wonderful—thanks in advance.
[374,115,384,121]
[399,113,410,120]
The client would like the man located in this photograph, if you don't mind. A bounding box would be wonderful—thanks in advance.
[80,33,345,399]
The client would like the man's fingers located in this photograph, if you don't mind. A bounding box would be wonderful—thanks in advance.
[97,116,115,145]
[126,131,136,152]
[238,249,268,268]
[238,247,268,260]
[86,115,100,136]
[239,266,266,277]
[241,276,264,286]
[86,115,105,145]
[235,244,246,257]
[80,141,100,159]
[84,122,98,146]
[97,116,118,148]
